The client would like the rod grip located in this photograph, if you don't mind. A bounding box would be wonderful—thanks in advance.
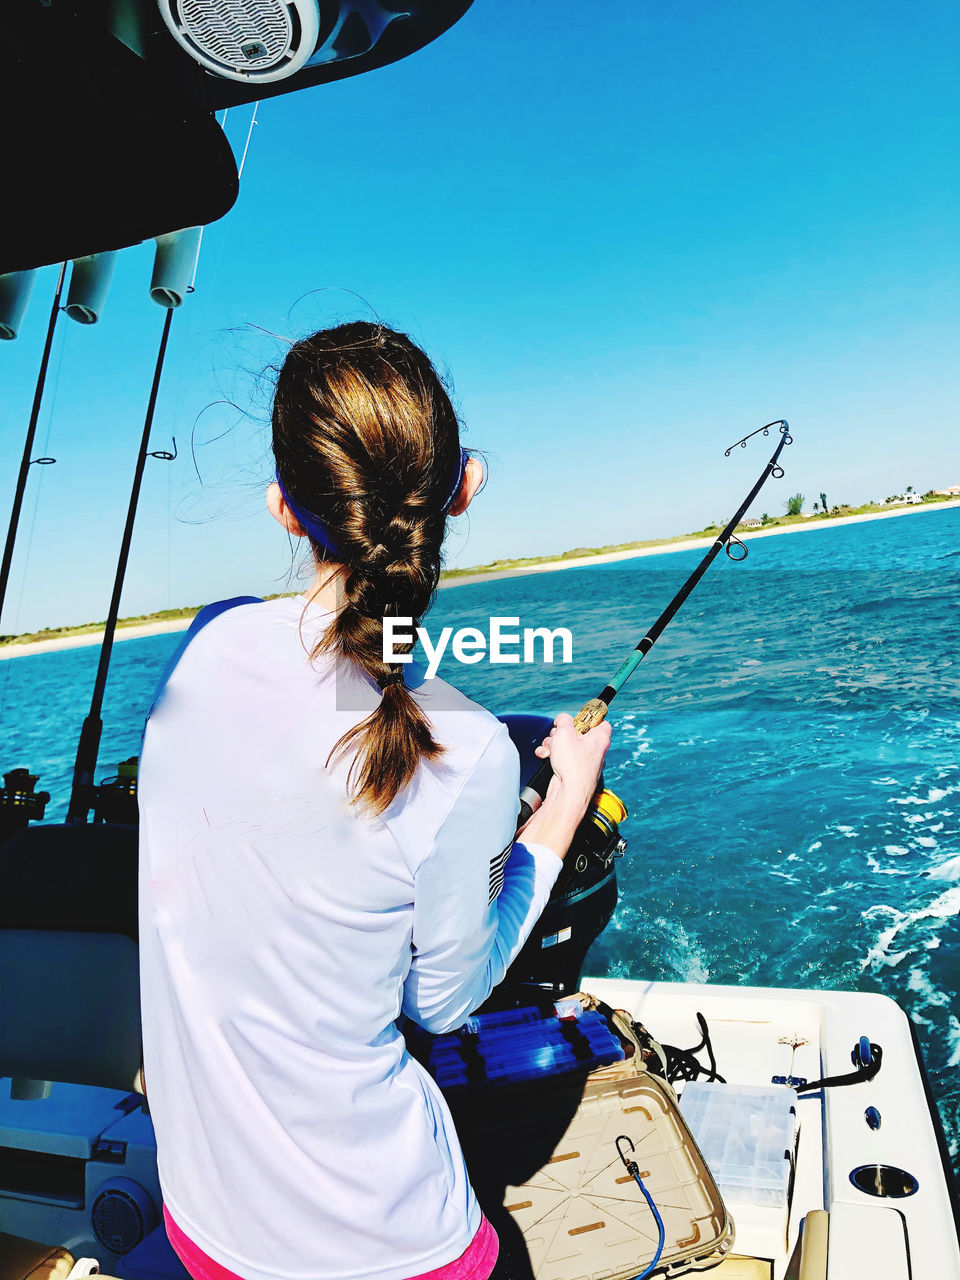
[572,697,609,732]
[516,700,609,825]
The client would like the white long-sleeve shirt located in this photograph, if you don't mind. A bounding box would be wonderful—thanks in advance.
[138,594,562,1280]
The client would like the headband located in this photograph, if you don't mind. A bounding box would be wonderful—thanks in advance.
[440,446,469,514]
[275,447,469,559]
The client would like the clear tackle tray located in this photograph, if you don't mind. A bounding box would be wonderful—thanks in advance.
[679,1082,796,1210]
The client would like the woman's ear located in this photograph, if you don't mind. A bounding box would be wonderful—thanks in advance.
[266,481,307,537]
[447,456,484,517]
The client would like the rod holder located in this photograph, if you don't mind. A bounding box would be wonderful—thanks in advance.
[0,270,38,341]
[150,227,202,308]
[65,251,119,324]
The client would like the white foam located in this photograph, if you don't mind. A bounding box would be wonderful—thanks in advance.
[808,841,822,852]
[866,852,909,877]
[892,787,952,806]
[928,855,960,881]
[948,1017,960,1069]
[860,886,960,970]
[654,917,710,985]
[884,845,908,856]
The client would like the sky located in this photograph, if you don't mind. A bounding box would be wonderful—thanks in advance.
[1,0,958,633]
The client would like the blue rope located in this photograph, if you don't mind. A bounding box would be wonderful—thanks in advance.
[629,1166,665,1279]
[616,1135,666,1280]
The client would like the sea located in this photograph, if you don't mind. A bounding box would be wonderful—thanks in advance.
[1,505,958,1159]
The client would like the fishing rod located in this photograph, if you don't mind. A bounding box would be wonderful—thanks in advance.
[66,108,256,823]
[517,419,794,828]
[66,308,178,823]
[0,264,65,626]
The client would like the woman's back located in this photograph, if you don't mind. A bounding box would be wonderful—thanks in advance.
[139,594,529,1280]
[138,322,610,1280]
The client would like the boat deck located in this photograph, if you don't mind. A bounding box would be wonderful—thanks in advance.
[583,977,960,1277]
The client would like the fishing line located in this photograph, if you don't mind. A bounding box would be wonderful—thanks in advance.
[167,434,174,609]
[167,104,261,602]
[236,102,259,180]
[190,102,259,295]
[186,103,264,488]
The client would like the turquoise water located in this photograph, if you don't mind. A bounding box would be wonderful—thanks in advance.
[1,506,958,1157]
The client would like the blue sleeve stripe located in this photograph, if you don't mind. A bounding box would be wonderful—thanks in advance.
[147,596,262,719]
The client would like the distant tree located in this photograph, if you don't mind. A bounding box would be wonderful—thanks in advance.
[820,491,828,512]
[812,501,819,513]
[785,493,805,516]
[760,512,772,525]
[906,485,914,494]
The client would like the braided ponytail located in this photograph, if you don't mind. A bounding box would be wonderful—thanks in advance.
[272,322,467,814]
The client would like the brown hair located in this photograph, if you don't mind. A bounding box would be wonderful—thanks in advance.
[272,322,465,814]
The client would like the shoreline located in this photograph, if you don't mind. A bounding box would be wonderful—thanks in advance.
[2,499,957,660]
[438,498,960,587]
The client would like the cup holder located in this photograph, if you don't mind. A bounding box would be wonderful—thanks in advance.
[849,1164,919,1198]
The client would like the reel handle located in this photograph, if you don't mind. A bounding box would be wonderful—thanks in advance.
[516,698,610,830]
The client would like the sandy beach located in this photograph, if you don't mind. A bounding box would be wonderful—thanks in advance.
[2,499,957,660]
[440,498,960,586]
[0,616,194,661]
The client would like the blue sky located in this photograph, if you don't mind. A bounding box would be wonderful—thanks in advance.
[2,0,957,632]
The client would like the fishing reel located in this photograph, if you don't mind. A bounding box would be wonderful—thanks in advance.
[92,757,139,826]
[0,768,51,849]
[483,713,629,1010]
[555,790,627,893]
[507,787,627,999]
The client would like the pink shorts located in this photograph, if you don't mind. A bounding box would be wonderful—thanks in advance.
[163,1206,499,1280]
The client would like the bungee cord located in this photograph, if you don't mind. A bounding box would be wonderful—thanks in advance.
[518,421,794,827]
[616,1135,666,1279]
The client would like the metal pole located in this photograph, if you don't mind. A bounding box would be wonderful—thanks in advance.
[67,307,175,823]
[0,262,66,625]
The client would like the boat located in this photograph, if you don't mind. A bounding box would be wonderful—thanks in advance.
[1,705,957,1280]
[1,5,957,1279]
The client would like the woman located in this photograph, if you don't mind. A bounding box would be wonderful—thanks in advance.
[138,322,611,1280]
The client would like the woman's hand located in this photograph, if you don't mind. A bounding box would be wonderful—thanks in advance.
[535,712,611,816]
[520,713,612,861]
